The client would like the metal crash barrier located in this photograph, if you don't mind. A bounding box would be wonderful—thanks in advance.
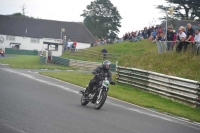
[116,66,200,108]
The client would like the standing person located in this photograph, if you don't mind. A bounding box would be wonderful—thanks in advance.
[67,39,71,50]
[176,26,187,52]
[101,48,107,59]
[185,23,195,51]
[147,27,152,38]
[166,26,175,51]
[0,48,4,57]
[172,31,177,49]
[64,40,68,52]
[152,29,157,40]
[73,40,77,51]
[159,26,163,33]
[194,29,200,48]
[143,27,148,39]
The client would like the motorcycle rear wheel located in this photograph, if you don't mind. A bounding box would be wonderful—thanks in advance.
[94,91,107,110]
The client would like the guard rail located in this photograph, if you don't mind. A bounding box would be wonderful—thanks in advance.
[116,66,200,108]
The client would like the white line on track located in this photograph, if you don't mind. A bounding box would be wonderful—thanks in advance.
[3,123,25,133]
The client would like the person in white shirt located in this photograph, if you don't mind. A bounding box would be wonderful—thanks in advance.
[194,29,200,48]
[67,39,73,51]
[176,26,187,52]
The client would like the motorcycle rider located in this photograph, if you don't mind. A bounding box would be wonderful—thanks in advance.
[85,60,116,95]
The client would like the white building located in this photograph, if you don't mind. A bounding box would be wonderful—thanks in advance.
[0,15,96,56]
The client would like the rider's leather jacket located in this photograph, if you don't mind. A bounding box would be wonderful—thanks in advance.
[92,66,112,82]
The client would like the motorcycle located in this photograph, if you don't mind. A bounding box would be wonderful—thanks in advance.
[79,73,112,110]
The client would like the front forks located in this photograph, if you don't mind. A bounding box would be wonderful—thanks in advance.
[97,89,102,100]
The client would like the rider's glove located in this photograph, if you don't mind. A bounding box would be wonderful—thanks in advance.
[110,81,116,85]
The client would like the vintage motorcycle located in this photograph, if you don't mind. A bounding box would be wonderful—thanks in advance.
[79,73,113,110]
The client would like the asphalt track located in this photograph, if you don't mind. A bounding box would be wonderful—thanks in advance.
[0,65,200,133]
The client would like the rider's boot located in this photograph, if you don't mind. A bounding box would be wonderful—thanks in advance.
[84,86,92,96]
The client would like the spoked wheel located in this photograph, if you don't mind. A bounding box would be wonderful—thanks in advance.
[81,95,89,106]
[94,91,107,110]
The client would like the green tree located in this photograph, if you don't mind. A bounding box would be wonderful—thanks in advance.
[9,12,27,17]
[81,0,122,40]
[156,0,200,20]
[8,4,36,19]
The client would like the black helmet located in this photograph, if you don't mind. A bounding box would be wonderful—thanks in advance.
[102,60,111,70]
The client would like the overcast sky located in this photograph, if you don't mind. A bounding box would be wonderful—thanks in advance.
[0,0,167,37]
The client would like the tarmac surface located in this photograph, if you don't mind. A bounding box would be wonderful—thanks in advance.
[0,65,200,133]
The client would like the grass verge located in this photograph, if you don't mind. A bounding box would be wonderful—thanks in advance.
[0,55,75,70]
[63,40,200,81]
[40,71,200,122]
[61,40,155,63]
[119,50,200,81]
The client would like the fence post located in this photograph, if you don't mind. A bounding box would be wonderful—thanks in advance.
[82,50,84,57]
[197,47,199,56]
[116,61,118,72]
[197,82,200,108]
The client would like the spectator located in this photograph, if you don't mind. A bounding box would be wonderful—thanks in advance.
[143,27,148,39]
[152,29,157,40]
[185,23,195,51]
[64,40,68,52]
[166,26,175,51]
[67,39,73,51]
[157,32,165,41]
[0,48,4,57]
[172,30,177,48]
[67,39,71,50]
[194,29,200,48]
[157,26,163,35]
[90,42,93,47]
[73,40,77,51]
[147,26,152,38]
[137,30,141,37]
[101,48,107,59]
[124,33,129,40]
[176,26,187,52]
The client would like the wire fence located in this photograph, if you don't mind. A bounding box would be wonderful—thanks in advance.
[156,41,200,55]
[68,49,121,61]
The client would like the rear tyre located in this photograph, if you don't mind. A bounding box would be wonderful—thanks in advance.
[94,91,107,110]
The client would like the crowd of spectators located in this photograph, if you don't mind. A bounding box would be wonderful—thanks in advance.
[122,25,164,41]
[63,39,77,52]
[122,23,200,53]
[89,22,200,54]
[176,23,200,52]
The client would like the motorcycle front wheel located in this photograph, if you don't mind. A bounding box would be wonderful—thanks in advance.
[81,95,89,106]
[94,91,107,110]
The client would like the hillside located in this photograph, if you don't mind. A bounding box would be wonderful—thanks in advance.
[62,40,200,81]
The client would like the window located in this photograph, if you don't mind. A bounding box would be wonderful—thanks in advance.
[6,35,15,41]
[48,45,58,51]
[31,38,40,43]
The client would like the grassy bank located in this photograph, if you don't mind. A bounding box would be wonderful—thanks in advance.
[118,51,200,81]
[62,40,156,63]
[0,55,74,70]
[63,40,200,81]
[41,71,200,122]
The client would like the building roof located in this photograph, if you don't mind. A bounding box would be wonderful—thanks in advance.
[160,19,200,31]
[0,15,96,44]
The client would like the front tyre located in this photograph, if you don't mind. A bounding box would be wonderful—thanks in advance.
[94,91,107,110]
[81,95,89,106]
